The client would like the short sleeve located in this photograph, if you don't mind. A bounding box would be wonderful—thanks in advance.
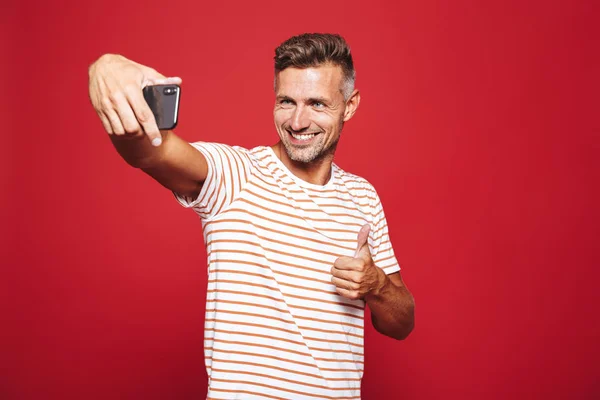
[369,191,401,275]
[173,142,253,221]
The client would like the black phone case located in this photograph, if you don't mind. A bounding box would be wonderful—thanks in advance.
[142,84,181,130]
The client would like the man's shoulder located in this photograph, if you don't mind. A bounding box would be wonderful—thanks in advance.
[334,165,378,196]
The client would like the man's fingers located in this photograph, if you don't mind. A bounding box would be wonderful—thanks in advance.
[331,276,359,291]
[335,287,360,300]
[111,91,143,135]
[141,64,182,86]
[333,256,364,271]
[331,267,363,283]
[95,76,128,135]
[96,110,113,134]
[103,108,126,135]
[147,76,183,86]
[125,86,161,145]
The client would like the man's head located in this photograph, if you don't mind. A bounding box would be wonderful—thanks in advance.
[274,33,356,100]
[273,33,360,164]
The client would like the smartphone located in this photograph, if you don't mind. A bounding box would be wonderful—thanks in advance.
[142,84,181,130]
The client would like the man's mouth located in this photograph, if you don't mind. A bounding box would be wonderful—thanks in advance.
[287,129,319,142]
[291,132,316,140]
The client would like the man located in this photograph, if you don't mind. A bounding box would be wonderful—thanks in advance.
[89,33,415,400]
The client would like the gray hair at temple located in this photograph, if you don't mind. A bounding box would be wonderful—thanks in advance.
[273,33,356,100]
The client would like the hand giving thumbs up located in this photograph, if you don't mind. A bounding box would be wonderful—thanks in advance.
[331,224,386,300]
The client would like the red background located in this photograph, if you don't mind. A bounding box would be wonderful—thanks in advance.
[3,0,599,399]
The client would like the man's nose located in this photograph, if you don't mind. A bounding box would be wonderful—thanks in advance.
[290,105,310,131]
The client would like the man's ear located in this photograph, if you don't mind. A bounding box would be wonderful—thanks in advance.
[343,89,361,122]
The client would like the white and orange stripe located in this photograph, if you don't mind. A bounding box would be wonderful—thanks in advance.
[175,143,400,400]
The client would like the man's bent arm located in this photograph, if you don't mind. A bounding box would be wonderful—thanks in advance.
[331,225,415,340]
[365,271,415,340]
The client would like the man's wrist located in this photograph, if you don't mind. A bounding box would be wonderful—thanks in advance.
[110,131,165,169]
[365,266,388,301]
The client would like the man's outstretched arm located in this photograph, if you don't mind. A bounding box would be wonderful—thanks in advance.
[88,54,207,198]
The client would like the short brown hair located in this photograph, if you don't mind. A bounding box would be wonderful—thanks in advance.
[274,33,355,98]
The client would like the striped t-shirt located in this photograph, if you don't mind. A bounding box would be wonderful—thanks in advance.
[175,142,400,400]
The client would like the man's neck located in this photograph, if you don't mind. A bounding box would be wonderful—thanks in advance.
[271,142,334,186]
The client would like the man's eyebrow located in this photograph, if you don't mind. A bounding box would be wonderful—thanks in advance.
[306,96,331,104]
[275,95,332,104]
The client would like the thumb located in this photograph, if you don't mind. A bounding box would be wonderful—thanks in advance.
[145,76,183,86]
[354,224,372,258]
[140,66,183,87]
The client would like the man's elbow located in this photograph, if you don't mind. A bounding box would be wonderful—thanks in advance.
[373,309,415,341]
[393,319,415,341]
[391,297,415,340]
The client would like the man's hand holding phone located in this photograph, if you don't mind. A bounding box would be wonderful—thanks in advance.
[88,54,181,147]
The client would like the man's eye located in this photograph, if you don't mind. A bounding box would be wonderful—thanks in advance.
[280,99,293,105]
[313,102,325,108]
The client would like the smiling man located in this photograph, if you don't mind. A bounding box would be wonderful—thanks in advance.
[89,33,415,400]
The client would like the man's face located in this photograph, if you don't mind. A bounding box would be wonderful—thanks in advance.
[274,64,354,164]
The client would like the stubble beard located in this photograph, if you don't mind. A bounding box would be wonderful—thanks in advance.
[282,132,339,164]
[281,119,344,164]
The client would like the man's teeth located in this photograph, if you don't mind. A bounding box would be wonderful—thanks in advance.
[291,133,316,140]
